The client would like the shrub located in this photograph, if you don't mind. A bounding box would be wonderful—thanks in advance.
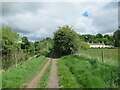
[53,25,82,57]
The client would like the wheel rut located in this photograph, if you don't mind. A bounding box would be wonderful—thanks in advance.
[27,58,51,88]
[48,59,59,88]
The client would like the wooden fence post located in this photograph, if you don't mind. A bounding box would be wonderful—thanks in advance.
[102,50,104,63]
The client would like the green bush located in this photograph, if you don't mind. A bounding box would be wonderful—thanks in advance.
[53,25,82,57]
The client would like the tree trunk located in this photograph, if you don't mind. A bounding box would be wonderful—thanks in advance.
[14,53,18,67]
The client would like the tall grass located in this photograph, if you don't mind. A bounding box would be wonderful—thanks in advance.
[2,56,48,88]
[57,57,80,88]
[0,72,2,89]
[58,55,118,88]
[79,49,118,61]
[78,49,118,66]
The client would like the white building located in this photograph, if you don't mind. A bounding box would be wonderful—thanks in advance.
[88,42,114,48]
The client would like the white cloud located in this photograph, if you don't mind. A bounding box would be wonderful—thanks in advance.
[74,16,97,34]
[1,0,119,2]
[2,2,118,41]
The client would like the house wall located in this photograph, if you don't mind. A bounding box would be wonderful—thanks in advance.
[90,45,113,48]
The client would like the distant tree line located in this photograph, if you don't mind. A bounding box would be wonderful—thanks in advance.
[79,30,120,47]
[79,33,113,45]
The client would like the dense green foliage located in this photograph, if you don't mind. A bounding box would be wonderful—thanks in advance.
[113,30,120,47]
[1,27,35,69]
[21,36,35,58]
[80,42,90,49]
[1,27,24,69]
[37,61,52,88]
[2,56,48,88]
[21,37,35,54]
[36,37,53,57]
[53,25,88,56]
[79,30,120,47]
[1,27,52,69]
[79,33,114,45]
[58,55,118,88]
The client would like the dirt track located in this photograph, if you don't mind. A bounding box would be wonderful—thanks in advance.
[27,58,51,88]
[48,59,59,88]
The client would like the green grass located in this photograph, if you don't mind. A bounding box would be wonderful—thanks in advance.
[58,55,118,88]
[37,60,52,88]
[57,57,80,88]
[78,49,118,66]
[0,71,2,89]
[2,56,48,88]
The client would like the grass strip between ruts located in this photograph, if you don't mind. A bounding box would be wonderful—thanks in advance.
[37,59,52,88]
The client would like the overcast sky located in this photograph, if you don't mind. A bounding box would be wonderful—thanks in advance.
[1,1,119,41]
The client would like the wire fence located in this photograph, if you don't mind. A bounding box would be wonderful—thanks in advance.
[78,49,118,66]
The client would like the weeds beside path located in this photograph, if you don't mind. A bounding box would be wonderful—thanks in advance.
[27,58,51,88]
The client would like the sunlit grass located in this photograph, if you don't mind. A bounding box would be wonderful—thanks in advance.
[2,56,48,88]
[57,57,80,88]
[0,71,2,89]
[58,55,118,88]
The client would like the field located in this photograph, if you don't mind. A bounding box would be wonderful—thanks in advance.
[57,55,118,88]
[78,49,118,65]
[2,56,48,88]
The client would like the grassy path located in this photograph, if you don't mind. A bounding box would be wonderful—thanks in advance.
[27,58,51,88]
[48,59,59,88]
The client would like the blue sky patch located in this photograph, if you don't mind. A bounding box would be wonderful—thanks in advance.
[83,12,89,17]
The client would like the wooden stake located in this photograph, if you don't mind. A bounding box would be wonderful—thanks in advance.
[102,50,104,63]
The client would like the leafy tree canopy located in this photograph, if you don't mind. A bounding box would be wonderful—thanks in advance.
[113,30,120,47]
[53,25,83,56]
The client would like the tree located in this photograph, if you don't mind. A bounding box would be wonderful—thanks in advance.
[96,33,103,38]
[21,37,30,52]
[103,38,108,44]
[113,30,120,47]
[103,34,114,45]
[81,41,90,49]
[28,42,35,55]
[53,25,82,56]
[34,37,53,57]
[104,34,110,39]
[2,27,21,69]
[34,41,40,51]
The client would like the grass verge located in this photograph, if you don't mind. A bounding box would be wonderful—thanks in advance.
[58,55,118,88]
[2,56,48,88]
[57,58,80,88]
